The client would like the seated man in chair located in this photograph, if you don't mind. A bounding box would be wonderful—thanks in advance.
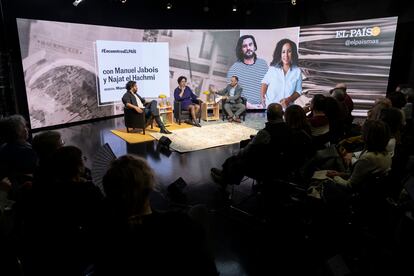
[122,81,172,134]
[215,76,246,123]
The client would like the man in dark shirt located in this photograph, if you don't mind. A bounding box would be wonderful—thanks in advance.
[122,81,171,134]
[211,103,293,185]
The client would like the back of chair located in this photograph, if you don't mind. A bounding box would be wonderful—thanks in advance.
[173,101,188,124]
[353,172,389,198]
[350,172,391,225]
[124,108,146,132]
[173,100,201,124]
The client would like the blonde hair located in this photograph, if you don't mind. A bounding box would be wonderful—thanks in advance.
[103,155,155,220]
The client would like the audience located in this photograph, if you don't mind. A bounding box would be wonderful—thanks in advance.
[326,120,391,192]
[1,90,412,276]
[401,87,414,122]
[324,96,347,144]
[211,103,293,186]
[332,83,354,115]
[367,98,392,121]
[284,104,314,173]
[24,146,103,276]
[388,91,408,124]
[330,87,353,135]
[379,107,404,157]
[0,115,37,200]
[32,130,64,167]
[307,94,330,149]
[96,155,218,276]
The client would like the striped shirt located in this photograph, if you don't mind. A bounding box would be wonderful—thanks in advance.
[227,58,268,105]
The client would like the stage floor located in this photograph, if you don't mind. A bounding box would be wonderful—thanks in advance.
[53,112,266,189]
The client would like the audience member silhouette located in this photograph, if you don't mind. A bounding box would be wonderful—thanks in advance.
[96,155,218,276]
[24,146,103,276]
[367,98,392,121]
[284,104,315,174]
[211,103,293,186]
[379,107,403,157]
[332,83,354,115]
[307,94,330,149]
[401,87,414,122]
[32,130,64,168]
[0,115,37,200]
[327,120,391,192]
[328,89,350,140]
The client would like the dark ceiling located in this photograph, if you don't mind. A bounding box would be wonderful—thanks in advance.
[2,0,414,30]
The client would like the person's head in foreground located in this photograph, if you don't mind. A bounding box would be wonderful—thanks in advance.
[362,120,390,153]
[103,155,155,223]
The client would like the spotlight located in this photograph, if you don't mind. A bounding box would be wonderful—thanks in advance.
[73,0,83,7]
[232,4,237,12]
[291,0,296,5]
[120,0,127,3]
[158,136,172,148]
[166,2,172,9]
[203,0,209,12]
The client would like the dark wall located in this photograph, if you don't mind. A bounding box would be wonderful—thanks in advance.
[1,0,414,118]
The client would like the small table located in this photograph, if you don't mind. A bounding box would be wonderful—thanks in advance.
[201,102,219,121]
[158,105,173,126]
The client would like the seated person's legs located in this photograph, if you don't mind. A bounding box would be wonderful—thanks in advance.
[187,104,201,127]
[194,104,201,120]
[224,103,235,121]
[211,155,247,187]
[233,103,246,122]
[146,100,159,116]
[144,108,153,127]
[146,100,172,134]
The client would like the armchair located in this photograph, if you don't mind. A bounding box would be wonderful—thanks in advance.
[123,108,153,134]
[173,99,202,125]
[221,96,247,121]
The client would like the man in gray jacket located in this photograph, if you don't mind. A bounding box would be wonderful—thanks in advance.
[216,76,246,123]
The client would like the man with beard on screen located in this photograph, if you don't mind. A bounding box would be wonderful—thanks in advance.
[227,35,269,109]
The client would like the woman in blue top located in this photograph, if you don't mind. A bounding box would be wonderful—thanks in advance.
[174,76,201,127]
[261,38,302,109]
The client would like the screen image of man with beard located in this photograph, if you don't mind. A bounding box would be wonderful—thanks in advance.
[227,35,269,109]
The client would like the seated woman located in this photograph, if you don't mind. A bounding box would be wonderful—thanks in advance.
[285,105,315,173]
[327,120,392,192]
[307,94,330,150]
[96,155,218,275]
[174,76,202,127]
